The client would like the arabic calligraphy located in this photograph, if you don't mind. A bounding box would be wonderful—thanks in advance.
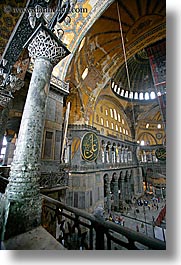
[155,148,166,161]
[81,132,99,162]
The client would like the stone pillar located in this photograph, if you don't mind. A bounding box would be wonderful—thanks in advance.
[106,179,111,214]
[113,175,119,211]
[108,144,112,163]
[1,26,70,240]
[120,174,124,200]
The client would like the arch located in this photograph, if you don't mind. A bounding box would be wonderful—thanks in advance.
[55,0,115,81]
[137,132,157,145]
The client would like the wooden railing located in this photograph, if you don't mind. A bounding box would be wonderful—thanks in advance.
[41,195,166,250]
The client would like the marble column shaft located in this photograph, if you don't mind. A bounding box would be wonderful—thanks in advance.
[3,57,53,239]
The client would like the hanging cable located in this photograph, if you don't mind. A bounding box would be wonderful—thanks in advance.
[116,1,136,133]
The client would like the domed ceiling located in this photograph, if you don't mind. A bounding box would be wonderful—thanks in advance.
[0,0,166,143]
[65,0,166,129]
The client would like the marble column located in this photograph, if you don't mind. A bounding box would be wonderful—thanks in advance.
[113,176,119,211]
[1,26,70,240]
[106,178,111,214]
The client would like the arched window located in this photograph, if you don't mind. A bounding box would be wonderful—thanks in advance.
[113,109,117,120]
[145,92,149,100]
[150,91,156,99]
[139,92,144,100]
[110,108,113,118]
[134,92,138,99]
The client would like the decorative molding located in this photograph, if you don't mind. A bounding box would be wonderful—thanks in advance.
[27,25,70,67]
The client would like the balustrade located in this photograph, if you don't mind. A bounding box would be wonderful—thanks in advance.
[41,195,166,250]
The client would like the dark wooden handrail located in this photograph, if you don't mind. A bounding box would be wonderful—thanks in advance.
[42,195,166,250]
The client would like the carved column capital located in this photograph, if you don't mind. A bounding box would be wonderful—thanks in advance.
[27,24,70,67]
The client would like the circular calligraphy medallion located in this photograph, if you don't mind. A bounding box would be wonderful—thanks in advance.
[155,147,166,161]
[81,132,99,162]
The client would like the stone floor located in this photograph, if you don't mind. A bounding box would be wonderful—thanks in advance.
[2,226,66,250]
[107,197,166,241]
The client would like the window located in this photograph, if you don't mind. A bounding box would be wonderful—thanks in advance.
[106,120,109,127]
[120,89,124,96]
[125,91,128,98]
[150,91,156,99]
[82,67,88,80]
[96,114,99,123]
[119,127,122,133]
[157,124,161,129]
[140,140,145,146]
[118,113,121,122]
[100,117,104,126]
[78,37,85,52]
[123,128,125,134]
[114,84,118,92]
[122,119,124,124]
[129,92,133,99]
[134,92,138,99]
[126,130,128,135]
[146,123,149,128]
[111,123,114,129]
[110,108,113,118]
[145,92,149,100]
[113,109,117,120]
[139,92,144,100]
[116,124,118,131]
[0,136,7,163]
[100,106,103,113]
[105,109,108,116]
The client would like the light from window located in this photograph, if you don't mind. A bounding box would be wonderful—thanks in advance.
[2,136,7,145]
[105,109,108,116]
[125,91,128,98]
[157,124,161,129]
[82,67,88,80]
[100,117,104,126]
[117,86,120,94]
[120,89,124,96]
[126,130,128,135]
[139,92,144,100]
[106,120,109,127]
[111,81,115,89]
[146,123,149,128]
[118,113,121,122]
[140,140,145,146]
[110,108,113,118]
[134,92,138,99]
[145,92,149,100]
[78,37,85,52]
[113,109,117,120]
[111,123,114,129]
[116,124,118,131]
[114,84,118,92]
[129,92,133,99]
[157,91,162,97]
[122,119,124,124]
[150,91,156,99]
[123,128,125,134]
[119,127,122,133]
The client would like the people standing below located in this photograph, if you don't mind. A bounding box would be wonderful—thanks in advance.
[136,224,139,232]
